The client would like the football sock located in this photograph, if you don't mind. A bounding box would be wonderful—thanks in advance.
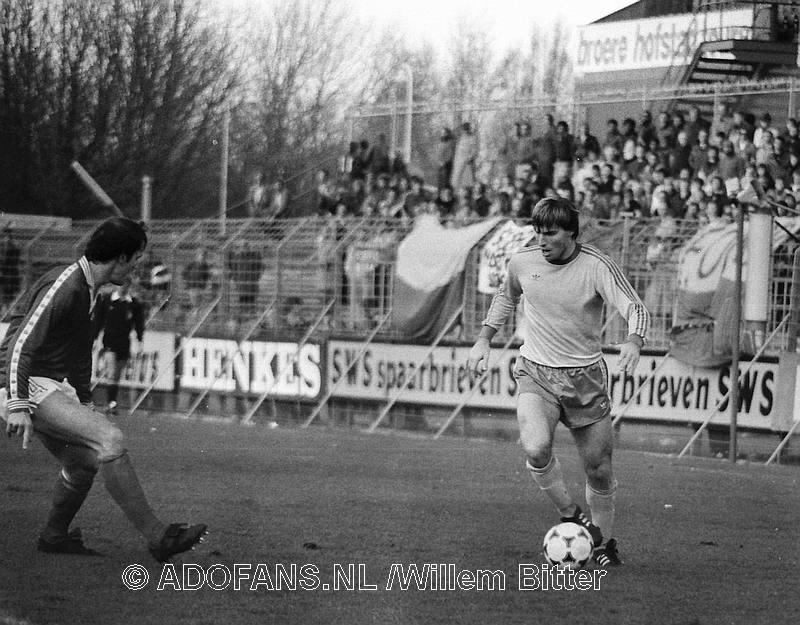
[586,480,617,541]
[101,452,165,544]
[526,456,575,517]
[41,469,94,541]
[108,384,119,403]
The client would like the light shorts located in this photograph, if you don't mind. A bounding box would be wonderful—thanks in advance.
[1,377,110,460]
[28,376,81,409]
[513,356,610,429]
[0,377,80,421]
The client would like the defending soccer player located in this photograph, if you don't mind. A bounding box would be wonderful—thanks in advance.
[0,218,206,561]
[468,197,649,566]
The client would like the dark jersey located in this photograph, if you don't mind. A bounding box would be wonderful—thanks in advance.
[94,291,144,355]
[0,257,95,413]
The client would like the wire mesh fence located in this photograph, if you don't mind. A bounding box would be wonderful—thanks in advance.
[1,213,795,355]
[2,212,797,461]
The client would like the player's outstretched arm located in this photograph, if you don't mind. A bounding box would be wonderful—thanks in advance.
[471,258,521,375]
[468,326,498,374]
[5,409,33,450]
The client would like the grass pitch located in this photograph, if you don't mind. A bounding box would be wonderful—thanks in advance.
[1,414,798,625]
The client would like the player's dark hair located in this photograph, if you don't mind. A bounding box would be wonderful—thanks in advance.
[85,218,147,263]
[530,197,580,239]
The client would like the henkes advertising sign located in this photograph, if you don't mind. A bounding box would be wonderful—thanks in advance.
[180,337,321,399]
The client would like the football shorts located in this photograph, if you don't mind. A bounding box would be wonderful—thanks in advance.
[513,356,610,429]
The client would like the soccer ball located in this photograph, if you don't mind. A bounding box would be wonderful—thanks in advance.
[542,522,594,569]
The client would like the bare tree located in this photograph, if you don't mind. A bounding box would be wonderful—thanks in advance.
[542,21,572,102]
[230,0,363,213]
[0,0,238,218]
[444,20,494,107]
[0,0,576,217]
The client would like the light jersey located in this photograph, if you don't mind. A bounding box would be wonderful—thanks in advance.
[483,242,649,368]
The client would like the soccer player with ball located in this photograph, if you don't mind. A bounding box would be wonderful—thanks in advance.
[468,197,648,567]
[0,218,206,561]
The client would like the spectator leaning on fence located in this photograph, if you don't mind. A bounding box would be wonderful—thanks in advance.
[247,173,270,217]
[228,240,264,322]
[451,122,478,191]
[436,127,456,189]
[182,248,212,312]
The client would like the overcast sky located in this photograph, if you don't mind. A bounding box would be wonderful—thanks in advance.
[348,0,637,52]
[214,0,639,59]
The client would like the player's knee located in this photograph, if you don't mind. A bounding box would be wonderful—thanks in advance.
[96,425,126,462]
[521,441,553,468]
[62,466,97,491]
[584,460,613,489]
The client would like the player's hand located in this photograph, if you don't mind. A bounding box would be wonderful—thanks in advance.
[5,409,33,450]
[618,340,641,374]
[468,339,491,375]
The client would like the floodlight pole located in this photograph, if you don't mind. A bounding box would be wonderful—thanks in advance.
[729,203,745,463]
[141,175,152,222]
[219,106,230,236]
[401,63,413,166]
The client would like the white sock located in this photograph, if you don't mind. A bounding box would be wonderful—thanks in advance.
[586,480,618,541]
[526,456,575,517]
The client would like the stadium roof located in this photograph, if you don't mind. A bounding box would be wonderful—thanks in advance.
[592,0,700,24]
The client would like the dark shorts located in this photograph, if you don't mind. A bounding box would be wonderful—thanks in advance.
[513,356,611,429]
[103,341,130,361]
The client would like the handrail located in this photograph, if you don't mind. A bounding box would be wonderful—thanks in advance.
[353,77,800,119]
[367,305,464,433]
[241,297,336,425]
[184,299,277,419]
[433,331,517,439]
[284,149,342,187]
[766,413,800,464]
[127,294,222,416]
[677,313,789,458]
[302,310,391,428]
[7,222,57,312]
[611,353,673,427]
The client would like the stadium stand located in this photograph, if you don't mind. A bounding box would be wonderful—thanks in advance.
[4,1,800,462]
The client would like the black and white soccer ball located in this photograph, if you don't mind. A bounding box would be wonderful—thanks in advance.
[542,522,593,570]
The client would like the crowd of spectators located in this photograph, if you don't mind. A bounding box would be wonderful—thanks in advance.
[302,104,800,331]
[564,106,800,225]
[315,127,517,229]
[150,101,800,335]
[247,172,289,219]
[316,105,800,237]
